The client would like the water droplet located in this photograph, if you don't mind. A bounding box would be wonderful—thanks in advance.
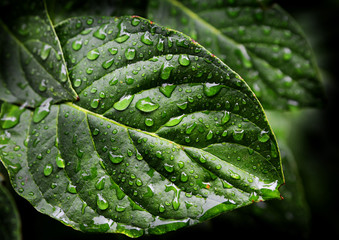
[159,84,176,98]
[160,62,175,80]
[185,122,197,134]
[176,102,187,110]
[97,193,109,210]
[206,130,213,140]
[95,176,106,190]
[159,204,166,213]
[109,152,124,164]
[258,130,270,143]
[136,97,159,113]
[203,83,223,97]
[115,34,129,43]
[43,164,53,176]
[283,48,292,61]
[93,24,107,40]
[108,47,118,55]
[67,182,77,193]
[56,155,65,168]
[72,39,83,51]
[0,104,25,129]
[39,79,48,92]
[87,48,100,60]
[102,58,114,69]
[145,118,154,127]
[74,79,82,87]
[164,163,174,173]
[33,98,53,123]
[229,170,240,180]
[125,47,136,60]
[221,111,231,125]
[157,38,164,52]
[131,18,141,26]
[113,95,134,111]
[135,178,143,187]
[40,44,51,60]
[115,205,126,212]
[165,115,185,127]
[141,32,153,45]
[180,172,188,182]
[178,54,190,66]
[125,75,134,85]
[90,99,100,109]
[233,129,244,141]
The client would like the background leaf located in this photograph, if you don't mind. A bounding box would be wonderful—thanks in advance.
[0,16,283,237]
[147,0,325,110]
[0,0,77,107]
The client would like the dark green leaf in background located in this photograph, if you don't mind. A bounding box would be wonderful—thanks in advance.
[0,183,21,240]
[148,0,325,110]
[0,15,283,237]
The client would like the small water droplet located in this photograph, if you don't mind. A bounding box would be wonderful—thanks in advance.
[90,99,100,109]
[283,48,292,61]
[67,182,77,194]
[233,129,244,141]
[206,130,213,140]
[56,155,65,168]
[102,58,114,69]
[160,62,175,80]
[43,164,53,176]
[180,172,188,182]
[131,18,141,26]
[145,118,154,127]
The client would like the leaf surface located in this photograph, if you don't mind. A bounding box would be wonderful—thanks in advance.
[148,0,325,110]
[0,0,77,107]
[0,16,283,237]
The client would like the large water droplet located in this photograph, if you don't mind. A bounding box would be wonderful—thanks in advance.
[180,172,188,182]
[95,176,106,190]
[135,97,159,113]
[125,47,136,60]
[43,164,53,176]
[72,39,83,51]
[97,193,109,210]
[221,111,231,125]
[93,24,107,40]
[233,129,244,141]
[102,58,114,69]
[178,54,190,66]
[258,130,270,143]
[87,48,100,60]
[145,118,154,127]
[203,83,223,97]
[0,104,25,129]
[109,152,124,164]
[160,62,175,80]
[113,95,134,111]
[33,98,53,123]
[159,84,176,98]
[56,155,65,169]
[40,44,51,60]
[165,115,185,127]
[141,32,153,45]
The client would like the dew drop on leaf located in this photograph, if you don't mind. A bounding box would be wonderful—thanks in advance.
[141,32,153,45]
[109,152,124,164]
[33,98,53,123]
[125,48,136,60]
[43,164,53,176]
[97,193,109,210]
[87,48,100,60]
[159,84,176,98]
[135,97,159,113]
[203,83,223,97]
[113,95,134,111]
[178,54,190,66]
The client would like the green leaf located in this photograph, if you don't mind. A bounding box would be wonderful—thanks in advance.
[147,0,325,110]
[0,0,77,107]
[0,184,21,240]
[0,16,283,237]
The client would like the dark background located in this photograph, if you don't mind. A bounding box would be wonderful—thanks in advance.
[6,0,339,239]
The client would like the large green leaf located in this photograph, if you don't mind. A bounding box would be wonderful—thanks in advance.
[0,0,77,107]
[147,0,325,110]
[0,16,283,237]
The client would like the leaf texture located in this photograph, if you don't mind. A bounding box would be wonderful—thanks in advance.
[0,16,283,237]
[148,0,325,110]
[0,0,77,107]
